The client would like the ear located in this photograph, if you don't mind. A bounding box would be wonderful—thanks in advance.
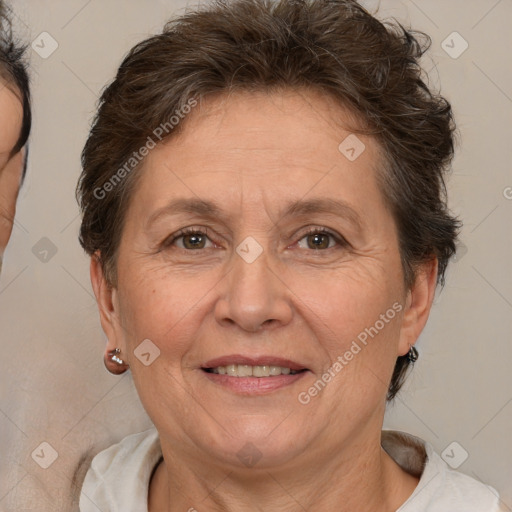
[397,258,438,356]
[90,253,128,366]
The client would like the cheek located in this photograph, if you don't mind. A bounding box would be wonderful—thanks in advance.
[116,274,200,416]
[116,264,214,358]
[300,260,404,400]
[303,259,403,341]
[116,249,404,350]
[0,156,23,253]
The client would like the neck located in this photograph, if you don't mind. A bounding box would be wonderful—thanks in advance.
[149,429,419,512]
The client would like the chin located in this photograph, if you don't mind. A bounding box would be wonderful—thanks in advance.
[195,415,312,470]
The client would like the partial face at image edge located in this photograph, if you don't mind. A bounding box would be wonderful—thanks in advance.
[0,81,25,272]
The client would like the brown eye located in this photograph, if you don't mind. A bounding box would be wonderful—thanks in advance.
[306,232,331,250]
[181,233,207,249]
[297,229,343,251]
[166,229,214,250]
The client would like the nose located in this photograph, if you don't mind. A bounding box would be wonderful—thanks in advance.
[214,244,293,333]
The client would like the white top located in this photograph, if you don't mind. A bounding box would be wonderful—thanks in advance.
[79,428,502,512]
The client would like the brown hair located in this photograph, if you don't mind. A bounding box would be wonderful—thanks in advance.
[77,0,460,400]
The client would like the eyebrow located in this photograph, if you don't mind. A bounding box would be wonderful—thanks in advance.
[146,197,363,230]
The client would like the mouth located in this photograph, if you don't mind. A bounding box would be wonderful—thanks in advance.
[203,365,307,377]
[200,356,310,394]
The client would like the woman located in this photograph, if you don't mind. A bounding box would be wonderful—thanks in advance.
[76,0,501,510]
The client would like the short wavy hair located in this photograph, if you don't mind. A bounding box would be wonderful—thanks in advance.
[77,0,461,400]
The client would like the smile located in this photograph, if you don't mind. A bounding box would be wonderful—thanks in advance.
[204,364,305,377]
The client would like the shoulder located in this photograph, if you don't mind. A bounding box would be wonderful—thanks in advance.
[383,430,501,512]
[79,427,161,512]
[415,448,501,512]
[87,427,160,477]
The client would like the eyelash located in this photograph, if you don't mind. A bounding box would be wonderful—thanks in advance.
[163,226,348,252]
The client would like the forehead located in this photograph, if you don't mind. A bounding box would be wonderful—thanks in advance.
[129,89,388,228]
[172,88,367,154]
[142,89,382,187]
[0,80,23,156]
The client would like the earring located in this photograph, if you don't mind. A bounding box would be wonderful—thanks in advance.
[104,348,129,375]
[110,348,125,365]
[407,344,419,363]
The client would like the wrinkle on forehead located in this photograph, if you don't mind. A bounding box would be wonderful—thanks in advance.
[128,87,390,249]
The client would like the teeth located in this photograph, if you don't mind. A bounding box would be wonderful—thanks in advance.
[208,365,301,377]
[253,365,270,377]
[269,365,282,376]
[238,364,253,377]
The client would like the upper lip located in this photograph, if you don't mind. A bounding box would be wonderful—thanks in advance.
[202,355,308,371]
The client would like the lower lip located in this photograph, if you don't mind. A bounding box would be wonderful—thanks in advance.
[201,370,308,394]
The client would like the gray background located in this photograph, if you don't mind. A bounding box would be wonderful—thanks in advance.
[0,0,510,510]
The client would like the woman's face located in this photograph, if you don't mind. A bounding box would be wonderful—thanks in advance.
[95,89,435,469]
[0,83,24,263]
